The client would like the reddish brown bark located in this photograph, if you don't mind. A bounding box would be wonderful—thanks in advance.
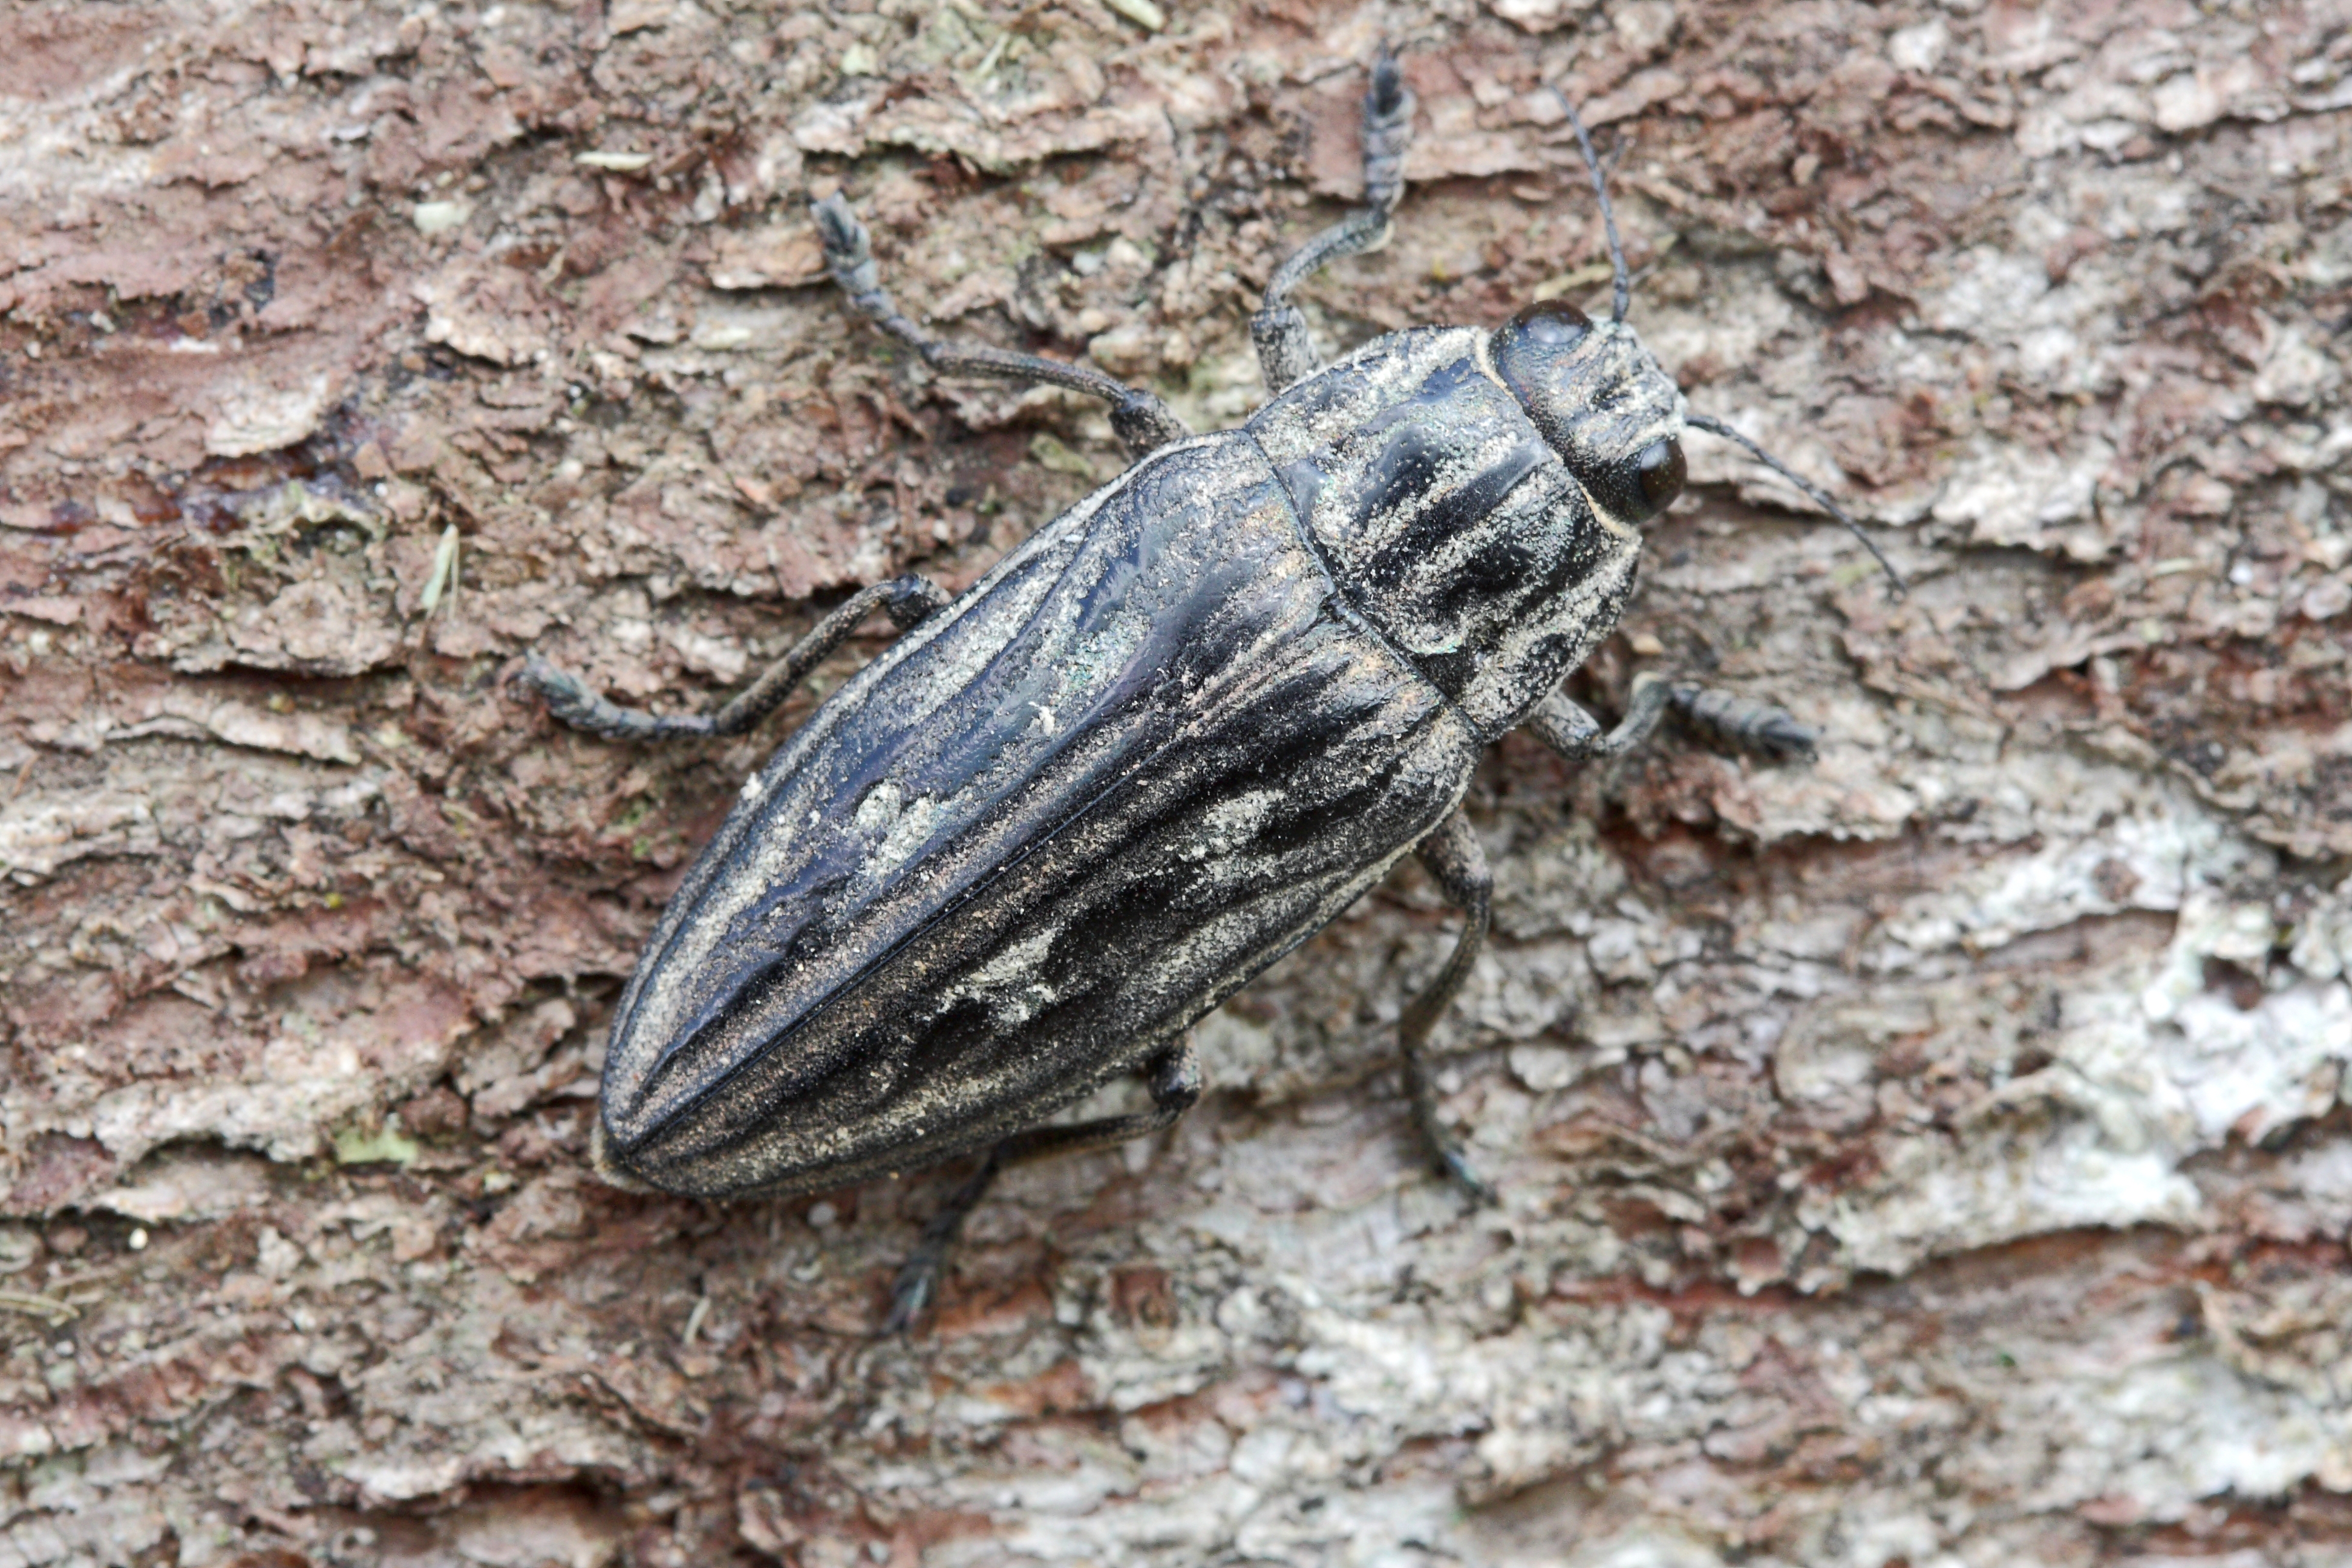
[4,2,2350,1564]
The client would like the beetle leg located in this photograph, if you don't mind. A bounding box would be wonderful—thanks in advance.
[1524,674,1818,765]
[999,1039,1205,1168]
[1521,671,1676,762]
[811,193,1189,460]
[1403,810,1497,1204]
[883,1040,1201,1334]
[881,1149,1000,1335]
[1250,48,1415,394]
[1665,682,1818,762]
[523,573,949,743]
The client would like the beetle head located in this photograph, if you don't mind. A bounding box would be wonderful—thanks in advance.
[1491,300,1686,527]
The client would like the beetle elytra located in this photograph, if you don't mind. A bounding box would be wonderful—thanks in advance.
[523,54,1901,1331]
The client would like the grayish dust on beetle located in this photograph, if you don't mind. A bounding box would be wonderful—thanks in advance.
[521,51,1904,1333]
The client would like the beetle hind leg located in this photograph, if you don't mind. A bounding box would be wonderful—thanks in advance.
[883,1040,1203,1334]
[1250,49,1415,394]
[1402,810,1498,1205]
[811,193,1188,460]
[523,573,948,744]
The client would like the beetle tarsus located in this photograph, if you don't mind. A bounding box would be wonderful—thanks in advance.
[1251,45,1417,393]
[1668,683,1818,763]
[1402,812,1497,1204]
[1361,48,1413,211]
[1429,1140,1498,1207]
[520,656,715,742]
[811,192,1190,460]
[884,1149,1001,1335]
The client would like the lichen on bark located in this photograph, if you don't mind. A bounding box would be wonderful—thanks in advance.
[3,1,2351,1564]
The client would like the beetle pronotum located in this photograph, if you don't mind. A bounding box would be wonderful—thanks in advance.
[524,53,1901,1331]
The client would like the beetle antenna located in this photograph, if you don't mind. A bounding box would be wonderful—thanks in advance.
[1685,413,1907,593]
[1551,90,1630,322]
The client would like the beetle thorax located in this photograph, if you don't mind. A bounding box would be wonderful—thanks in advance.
[1246,325,1656,741]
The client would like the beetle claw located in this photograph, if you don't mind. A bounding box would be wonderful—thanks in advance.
[877,1152,1002,1335]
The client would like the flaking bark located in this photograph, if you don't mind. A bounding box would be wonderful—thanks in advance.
[2,2,2350,1564]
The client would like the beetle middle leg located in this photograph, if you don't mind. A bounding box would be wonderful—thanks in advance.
[1250,49,1415,394]
[884,1039,1203,1334]
[522,573,949,743]
[1400,809,1498,1204]
[810,194,1189,460]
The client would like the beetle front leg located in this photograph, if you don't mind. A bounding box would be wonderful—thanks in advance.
[1522,671,1675,762]
[883,1039,1203,1334]
[1250,49,1414,394]
[812,194,1189,459]
[523,573,949,744]
[1523,673,1818,765]
[1402,809,1497,1204]
[1664,684,1818,762]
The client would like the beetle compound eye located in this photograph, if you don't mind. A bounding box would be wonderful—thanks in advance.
[1604,437,1685,524]
[1633,437,1685,518]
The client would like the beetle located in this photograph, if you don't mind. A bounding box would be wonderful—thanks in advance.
[522,54,1903,1331]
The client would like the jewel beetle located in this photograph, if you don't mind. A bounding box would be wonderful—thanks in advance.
[523,53,1903,1330]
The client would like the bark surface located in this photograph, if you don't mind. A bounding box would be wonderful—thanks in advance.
[4,1,2351,1564]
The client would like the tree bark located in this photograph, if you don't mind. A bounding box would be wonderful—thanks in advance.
[4,1,2350,1564]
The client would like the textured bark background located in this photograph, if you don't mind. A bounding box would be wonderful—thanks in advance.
[4,0,2352,1564]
